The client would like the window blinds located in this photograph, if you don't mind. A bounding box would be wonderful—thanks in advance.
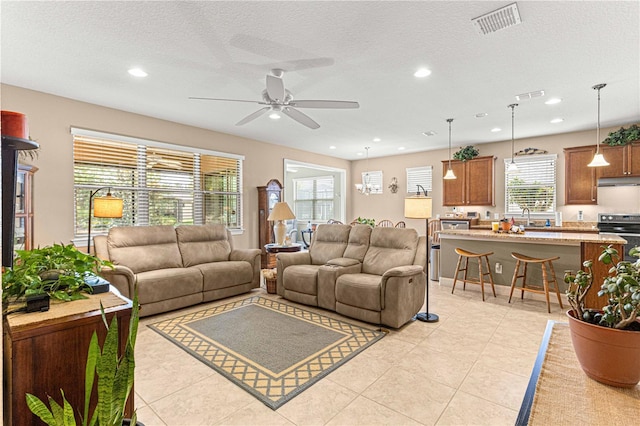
[406,166,433,193]
[504,154,557,214]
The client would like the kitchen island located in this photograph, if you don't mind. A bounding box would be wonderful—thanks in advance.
[438,229,626,309]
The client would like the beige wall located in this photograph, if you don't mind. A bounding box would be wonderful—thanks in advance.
[1,84,351,249]
[351,124,640,232]
[4,83,638,247]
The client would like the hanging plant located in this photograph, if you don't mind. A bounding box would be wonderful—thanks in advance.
[453,145,479,161]
[603,124,640,146]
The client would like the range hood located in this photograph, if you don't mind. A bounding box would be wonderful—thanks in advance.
[597,177,640,187]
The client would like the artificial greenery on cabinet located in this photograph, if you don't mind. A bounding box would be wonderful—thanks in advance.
[603,124,640,146]
[452,145,479,161]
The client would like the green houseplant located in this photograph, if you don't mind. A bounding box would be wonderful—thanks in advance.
[564,245,640,387]
[2,243,112,313]
[355,217,376,227]
[452,145,479,161]
[603,123,640,146]
[25,291,140,426]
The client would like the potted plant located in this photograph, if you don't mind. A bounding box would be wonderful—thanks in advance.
[355,217,376,227]
[2,243,112,314]
[452,145,479,161]
[564,245,640,387]
[25,291,141,425]
[603,123,640,146]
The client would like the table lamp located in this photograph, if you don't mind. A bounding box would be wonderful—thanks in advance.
[404,185,438,322]
[267,202,296,246]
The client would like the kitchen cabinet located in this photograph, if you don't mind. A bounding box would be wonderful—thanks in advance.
[257,179,282,268]
[442,156,495,206]
[597,141,640,178]
[564,146,597,205]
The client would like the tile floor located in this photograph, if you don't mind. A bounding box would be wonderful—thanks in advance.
[134,281,567,425]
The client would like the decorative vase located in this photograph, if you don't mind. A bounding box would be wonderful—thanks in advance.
[566,310,640,388]
[1,110,29,139]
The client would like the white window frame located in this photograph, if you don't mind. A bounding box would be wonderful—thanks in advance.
[406,166,433,194]
[292,175,335,221]
[504,154,557,216]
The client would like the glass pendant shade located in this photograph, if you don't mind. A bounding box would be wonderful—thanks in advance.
[444,168,457,180]
[588,83,609,167]
[444,118,457,180]
[507,161,519,172]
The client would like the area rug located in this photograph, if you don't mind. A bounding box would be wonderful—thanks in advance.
[517,321,640,425]
[148,296,385,409]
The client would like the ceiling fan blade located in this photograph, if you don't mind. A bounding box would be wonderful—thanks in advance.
[289,100,360,109]
[236,107,270,126]
[189,97,259,104]
[266,74,285,102]
[282,107,320,129]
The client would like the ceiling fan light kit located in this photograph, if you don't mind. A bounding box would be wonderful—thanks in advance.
[190,69,359,129]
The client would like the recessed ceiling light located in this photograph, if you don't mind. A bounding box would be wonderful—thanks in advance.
[545,98,562,105]
[373,137,381,142]
[475,112,488,118]
[414,68,432,78]
[550,118,564,123]
[357,152,363,156]
[398,147,406,151]
[329,145,336,150]
[422,131,437,136]
[128,68,148,77]
[491,127,502,132]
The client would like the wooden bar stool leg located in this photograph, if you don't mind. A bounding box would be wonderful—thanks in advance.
[548,260,564,309]
[452,254,463,294]
[509,259,520,304]
[520,262,528,300]
[541,261,552,313]
[484,255,497,297]
[477,256,485,301]
[462,257,469,291]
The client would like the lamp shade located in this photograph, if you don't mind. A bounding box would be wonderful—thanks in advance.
[93,194,123,218]
[588,153,610,167]
[443,168,457,180]
[404,196,433,219]
[267,202,296,221]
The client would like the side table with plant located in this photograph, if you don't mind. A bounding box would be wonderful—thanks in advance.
[564,245,640,387]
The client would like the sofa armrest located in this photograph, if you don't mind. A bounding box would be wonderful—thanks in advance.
[380,265,425,311]
[326,257,361,267]
[382,265,424,278]
[230,248,261,263]
[276,252,311,296]
[99,264,136,299]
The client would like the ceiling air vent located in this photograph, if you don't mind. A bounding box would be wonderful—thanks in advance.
[472,3,522,35]
[515,90,545,101]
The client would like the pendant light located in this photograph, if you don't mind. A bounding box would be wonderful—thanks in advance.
[355,146,375,195]
[443,118,457,179]
[507,103,519,172]
[588,83,610,167]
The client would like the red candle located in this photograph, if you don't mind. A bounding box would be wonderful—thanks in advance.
[1,110,29,139]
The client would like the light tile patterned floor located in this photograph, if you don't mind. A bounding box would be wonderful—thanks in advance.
[135,281,567,425]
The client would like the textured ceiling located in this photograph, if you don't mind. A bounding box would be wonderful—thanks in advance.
[1,1,638,160]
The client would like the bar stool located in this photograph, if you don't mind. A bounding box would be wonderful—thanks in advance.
[509,252,564,313]
[452,248,496,301]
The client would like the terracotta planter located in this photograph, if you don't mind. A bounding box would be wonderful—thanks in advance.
[566,310,640,388]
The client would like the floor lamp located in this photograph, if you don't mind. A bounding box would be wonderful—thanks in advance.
[404,185,439,322]
[87,187,123,254]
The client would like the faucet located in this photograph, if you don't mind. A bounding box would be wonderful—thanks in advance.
[522,208,531,226]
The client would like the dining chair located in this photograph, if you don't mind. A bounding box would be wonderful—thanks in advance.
[394,221,406,228]
[377,219,394,228]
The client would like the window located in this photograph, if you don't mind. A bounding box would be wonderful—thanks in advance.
[293,176,334,221]
[72,128,243,240]
[406,166,433,193]
[504,154,557,215]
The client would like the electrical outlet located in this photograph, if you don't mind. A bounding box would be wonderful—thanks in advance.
[495,263,502,274]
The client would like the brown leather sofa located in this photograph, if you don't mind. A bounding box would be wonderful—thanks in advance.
[277,224,426,328]
[94,224,261,317]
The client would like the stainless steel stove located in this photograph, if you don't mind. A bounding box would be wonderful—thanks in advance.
[598,213,640,261]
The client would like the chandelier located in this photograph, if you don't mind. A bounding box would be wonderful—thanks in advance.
[355,147,379,195]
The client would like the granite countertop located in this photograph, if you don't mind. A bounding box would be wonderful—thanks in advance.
[438,229,626,245]
[472,220,598,233]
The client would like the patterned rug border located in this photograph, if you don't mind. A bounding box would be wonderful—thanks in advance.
[148,296,386,409]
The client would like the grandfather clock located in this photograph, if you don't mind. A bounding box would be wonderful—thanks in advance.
[258,179,282,268]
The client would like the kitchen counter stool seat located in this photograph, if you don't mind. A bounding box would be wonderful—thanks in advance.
[509,252,564,313]
[452,248,496,301]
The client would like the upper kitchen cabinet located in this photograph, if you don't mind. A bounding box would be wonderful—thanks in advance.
[442,156,495,206]
[597,142,640,178]
[564,146,597,204]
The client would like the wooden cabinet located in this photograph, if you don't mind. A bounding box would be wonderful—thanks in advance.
[581,242,624,309]
[564,146,597,205]
[442,156,495,206]
[257,179,282,268]
[3,291,133,425]
[15,164,37,252]
[598,141,640,178]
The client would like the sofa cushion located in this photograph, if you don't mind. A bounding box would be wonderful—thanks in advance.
[309,224,351,265]
[195,261,254,291]
[136,267,203,304]
[336,273,383,311]
[362,228,419,276]
[107,225,182,273]
[343,224,372,261]
[283,264,322,295]
[176,224,231,266]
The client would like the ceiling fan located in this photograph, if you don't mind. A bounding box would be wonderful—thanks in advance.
[190,69,359,129]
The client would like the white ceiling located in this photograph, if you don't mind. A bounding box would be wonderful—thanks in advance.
[1,1,638,160]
